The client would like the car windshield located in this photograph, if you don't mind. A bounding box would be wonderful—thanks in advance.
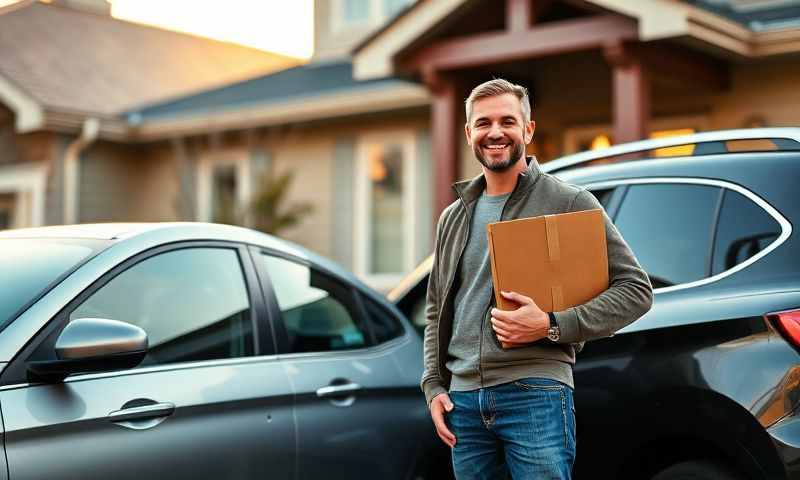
[0,238,109,331]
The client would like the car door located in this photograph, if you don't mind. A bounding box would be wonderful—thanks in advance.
[0,242,295,480]
[253,248,424,480]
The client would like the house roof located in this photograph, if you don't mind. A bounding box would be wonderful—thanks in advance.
[125,60,429,140]
[127,61,401,122]
[689,0,800,31]
[352,0,800,80]
[0,3,300,119]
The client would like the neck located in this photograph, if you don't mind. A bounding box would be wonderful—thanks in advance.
[483,157,527,195]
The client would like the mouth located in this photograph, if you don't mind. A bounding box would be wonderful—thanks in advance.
[482,142,511,153]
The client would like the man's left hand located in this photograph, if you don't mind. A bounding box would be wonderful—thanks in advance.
[490,291,549,347]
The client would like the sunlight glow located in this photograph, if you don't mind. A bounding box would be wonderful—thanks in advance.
[110,0,314,60]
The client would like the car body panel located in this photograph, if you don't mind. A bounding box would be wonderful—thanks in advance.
[0,358,295,479]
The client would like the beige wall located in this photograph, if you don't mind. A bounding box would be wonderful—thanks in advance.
[708,57,800,129]
[80,141,182,223]
[261,112,430,259]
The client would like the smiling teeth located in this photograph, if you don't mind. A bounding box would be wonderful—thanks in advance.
[486,145,507,149]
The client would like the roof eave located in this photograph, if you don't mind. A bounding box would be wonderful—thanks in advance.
[126,82,431,142]
[352,0,800,81]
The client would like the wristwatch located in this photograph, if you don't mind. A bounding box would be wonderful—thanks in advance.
[547,312,561,342]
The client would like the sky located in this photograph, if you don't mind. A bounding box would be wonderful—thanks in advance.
[0,1,315,59]
[109,0,314,59]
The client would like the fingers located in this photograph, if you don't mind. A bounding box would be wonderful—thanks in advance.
[491,319,512,338]
[501,290,533,305]
[430,394,456,448]
[490,308,514,321]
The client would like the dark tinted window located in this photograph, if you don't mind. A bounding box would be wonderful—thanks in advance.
[712,189,781,275]
[362,295,404,343]
[614,184,720,288]
[70,248,254,366]
[0,238,107,331]
[261,254,368,353]
[589,188,614,209]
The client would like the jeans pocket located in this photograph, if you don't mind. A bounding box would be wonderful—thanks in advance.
[513,379,565,391]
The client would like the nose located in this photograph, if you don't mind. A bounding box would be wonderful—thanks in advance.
[488,122,504,139]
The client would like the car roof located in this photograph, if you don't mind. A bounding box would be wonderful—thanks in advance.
[0,222,360,283]
[555,151,798,190]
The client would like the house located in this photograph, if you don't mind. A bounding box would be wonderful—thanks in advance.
[2,0,800,292]
[0,0,299,229]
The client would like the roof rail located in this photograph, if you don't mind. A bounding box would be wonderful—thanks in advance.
[542,127,800,174]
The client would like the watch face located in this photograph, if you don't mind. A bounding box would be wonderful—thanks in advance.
[548,327,560,341]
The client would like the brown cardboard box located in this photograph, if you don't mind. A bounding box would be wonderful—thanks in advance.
[487,209,609,318]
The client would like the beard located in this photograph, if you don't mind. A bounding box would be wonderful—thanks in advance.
[473,140,526,172]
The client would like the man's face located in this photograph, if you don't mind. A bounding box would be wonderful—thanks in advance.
[465,93,535,172]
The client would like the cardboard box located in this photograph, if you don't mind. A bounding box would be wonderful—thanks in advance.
[487,209,609,317]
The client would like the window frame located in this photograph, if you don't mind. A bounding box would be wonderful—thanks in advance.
[353,129,418,290]
[252,246,383,357]
[196,148,252,225]
[585,177,792,294]
[0,241,271,387]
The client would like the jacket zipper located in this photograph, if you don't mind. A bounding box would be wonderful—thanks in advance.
[478,175,522,387]
[437,194,472,388]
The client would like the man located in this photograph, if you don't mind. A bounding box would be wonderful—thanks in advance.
[422,78,653,479]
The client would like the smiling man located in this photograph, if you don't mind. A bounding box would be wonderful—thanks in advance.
[422,79,653,479]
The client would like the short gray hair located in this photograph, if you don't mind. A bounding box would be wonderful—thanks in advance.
[465,78,531,123]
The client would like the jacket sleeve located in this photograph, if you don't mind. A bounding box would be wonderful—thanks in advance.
[421,212,448,407]
[553,189,654,343]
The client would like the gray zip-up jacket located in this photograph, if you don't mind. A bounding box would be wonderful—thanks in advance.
[422,157,654,406]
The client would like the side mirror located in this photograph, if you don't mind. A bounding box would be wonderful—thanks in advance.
[27,318,148,383]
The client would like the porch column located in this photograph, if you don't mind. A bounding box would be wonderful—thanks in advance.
[424,68,460,224]
[604,42,650,144]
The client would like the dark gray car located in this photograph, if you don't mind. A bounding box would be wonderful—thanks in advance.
[0,223,444,479]
[390,128,800,479]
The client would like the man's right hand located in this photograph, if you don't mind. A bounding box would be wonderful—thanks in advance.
[430,393,456,448]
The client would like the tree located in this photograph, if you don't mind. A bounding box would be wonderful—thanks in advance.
[249,170,313,235]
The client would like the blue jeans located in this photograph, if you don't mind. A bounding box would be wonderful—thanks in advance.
[446,378,577,479]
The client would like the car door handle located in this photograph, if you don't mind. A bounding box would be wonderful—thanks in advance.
[108,402,175,423]
[316,383,362,398]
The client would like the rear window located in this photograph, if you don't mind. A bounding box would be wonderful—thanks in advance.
[0,238,108,330]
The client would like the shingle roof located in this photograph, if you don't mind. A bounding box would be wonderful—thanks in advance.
[0,3,301,117]
[689,0,800,31]
[127,60,409,122]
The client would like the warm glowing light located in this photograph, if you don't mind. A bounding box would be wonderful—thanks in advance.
[650,128,696,157]
[110,0,314,60]
[590,134,611,151]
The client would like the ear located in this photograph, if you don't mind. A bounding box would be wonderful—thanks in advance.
[464,122,472,145]
[524,120,536,144]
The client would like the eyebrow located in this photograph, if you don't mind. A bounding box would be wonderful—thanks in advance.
[473,115,519,125]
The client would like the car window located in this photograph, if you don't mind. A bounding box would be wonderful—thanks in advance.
[712,189,782,275]
[69,247,254,366]
[0,238,108,332]
[614,183,721,288]
[260,254,368,353]
[589,188,614,209]
[361,294,404,343]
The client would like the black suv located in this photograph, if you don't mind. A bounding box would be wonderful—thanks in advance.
[389,129,800,480]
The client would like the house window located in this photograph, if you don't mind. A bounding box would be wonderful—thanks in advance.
[197,151,251,226]
[343,0,370,24]
[212,165,237,224]
[355,132,416,290]
[383,0,412,17]
[0,193,14,230]
[563,115,709,156]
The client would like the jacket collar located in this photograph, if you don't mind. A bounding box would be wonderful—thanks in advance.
[452,156,543,205]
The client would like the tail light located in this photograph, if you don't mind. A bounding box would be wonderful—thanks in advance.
[767,309,800,348]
